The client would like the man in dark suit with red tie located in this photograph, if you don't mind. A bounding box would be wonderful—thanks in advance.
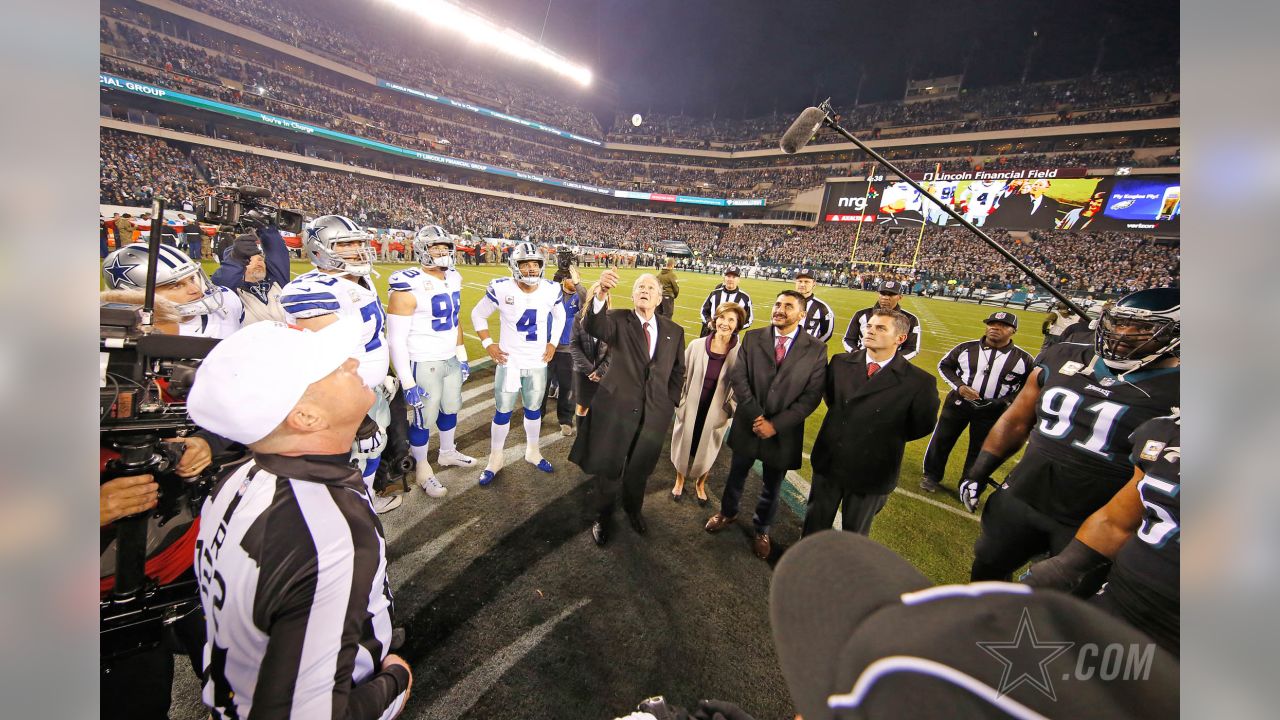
[803,308,940,536]
[704,290,827,560]
[570,269,686,546]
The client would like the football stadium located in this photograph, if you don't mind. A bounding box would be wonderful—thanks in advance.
[97,1,1181,718]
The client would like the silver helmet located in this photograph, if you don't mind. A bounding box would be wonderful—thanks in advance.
[413,224,455,268]
[508,241,545,287]
[102,242,223,316]
[303,215,376,276]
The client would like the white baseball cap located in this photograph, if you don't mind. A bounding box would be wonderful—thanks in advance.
[188,319,362,445]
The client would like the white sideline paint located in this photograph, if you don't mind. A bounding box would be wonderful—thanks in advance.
[389,516,481,593]
[417,598,592,720]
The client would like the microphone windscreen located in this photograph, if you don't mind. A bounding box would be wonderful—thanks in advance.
[779,107,826,154]
[237,185,272,199]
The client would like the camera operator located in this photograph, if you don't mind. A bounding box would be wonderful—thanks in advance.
[548,263,586,436]
[210,227,290,325]
[102,243,243,338]
[187,319,411,719]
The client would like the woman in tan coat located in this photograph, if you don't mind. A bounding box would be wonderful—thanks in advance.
[670,302,746,504]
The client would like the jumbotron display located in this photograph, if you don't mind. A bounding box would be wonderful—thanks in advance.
[821,171,1180,234]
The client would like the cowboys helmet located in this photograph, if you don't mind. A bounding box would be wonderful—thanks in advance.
[304,215,376,276]
[508,241,545,286]
[413,224,455,268]
[1096,287,1180,372]
[102,243,223,316]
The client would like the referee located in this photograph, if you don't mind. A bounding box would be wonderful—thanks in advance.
[187,319,412,720]
[699,265,753,337]
[843,280,921,360]
[920,311,1032,493]
[794,269,835,342]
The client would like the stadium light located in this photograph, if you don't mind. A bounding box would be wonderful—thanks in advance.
[381,0,593,87]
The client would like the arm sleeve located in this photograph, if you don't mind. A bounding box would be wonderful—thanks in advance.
[386,313,416,389]
[280,286,341,319]
[937,344,965,390]
[901,319,922,361]
[841,313,860,353]
[192,428,237,458]
[471,287,498,333]
[728,340,762,421]
[258,226,291,288]
[817,303,834,343]
[667,327,686,407]
[547,299,566,351]
[250,547,409,720]
[209,258,246,292]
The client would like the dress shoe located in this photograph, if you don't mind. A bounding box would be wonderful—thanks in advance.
[919,477,942,493]
[628,513,648,535]
[669,490,682,502]
[752,533,772,560]
[704,513,736,533]
[591,520,608,546]
[695,474,709,506]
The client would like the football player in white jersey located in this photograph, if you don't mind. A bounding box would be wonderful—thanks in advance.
[922,180,958,226]
[386,226,476,499]
[102,243,243,338]
[957,180,1006,226]
[280,215,392,499]
[470,242,566,486]
[880,181,923,218]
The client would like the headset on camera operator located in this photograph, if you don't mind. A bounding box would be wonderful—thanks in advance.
[210,226,290,325]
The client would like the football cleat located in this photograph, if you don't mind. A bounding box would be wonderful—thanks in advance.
[478,469,497,486]
[438,449,477,467]
[530,458,554,473]
[371,494,402,514]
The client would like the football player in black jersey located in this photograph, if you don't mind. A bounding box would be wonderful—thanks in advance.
[959,288,1180,582]
[1021,413,1181,657]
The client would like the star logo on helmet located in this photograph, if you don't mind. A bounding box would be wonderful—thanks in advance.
[306,226,323,241]
[103,253,139,288]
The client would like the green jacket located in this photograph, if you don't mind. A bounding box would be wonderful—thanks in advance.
[658,268,680,300]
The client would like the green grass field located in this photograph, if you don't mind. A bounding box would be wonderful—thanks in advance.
[185,258,1036,585]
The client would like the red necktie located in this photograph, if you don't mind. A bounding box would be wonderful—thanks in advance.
[867,362,880,378]
[643,321,652,359]
[775,335,788,365]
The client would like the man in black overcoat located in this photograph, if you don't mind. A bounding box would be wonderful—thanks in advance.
[570,269,685,545]
[704,290,827,560]
[803,308,940,536]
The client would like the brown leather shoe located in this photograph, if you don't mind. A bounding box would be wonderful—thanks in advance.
[752,533,772,560]
[704,513,737,533]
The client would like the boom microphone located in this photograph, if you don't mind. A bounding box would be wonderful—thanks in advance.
[779,106,826,154]
[236,184,272,199]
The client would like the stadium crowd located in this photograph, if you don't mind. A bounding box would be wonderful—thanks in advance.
[100,14,1177,208]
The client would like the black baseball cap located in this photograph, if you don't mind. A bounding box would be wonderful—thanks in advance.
[984,311,1018,329]
[724,266,741,276]
[795,269,816,280]
[878,281,903,295]
[770,532,1178,719]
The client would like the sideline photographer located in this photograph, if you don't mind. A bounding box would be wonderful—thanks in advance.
[210,226,290,325]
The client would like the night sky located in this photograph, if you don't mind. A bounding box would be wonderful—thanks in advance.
[342,0,1178,119]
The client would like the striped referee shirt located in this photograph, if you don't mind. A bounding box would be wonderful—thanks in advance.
[800,294,836,342]
[937,338,1034,403]
[195,452,408,720]
[843,306,922,360]
[700,285,754,327]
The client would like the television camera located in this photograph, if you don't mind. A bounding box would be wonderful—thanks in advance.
[197,183,304,260]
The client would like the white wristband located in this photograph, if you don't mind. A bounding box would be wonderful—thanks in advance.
[456,345,468,362]
[481,338,494,349]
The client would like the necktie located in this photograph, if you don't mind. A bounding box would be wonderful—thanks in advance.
[643,321,652,359]
[866,362,880,378]
[775,335,788,365]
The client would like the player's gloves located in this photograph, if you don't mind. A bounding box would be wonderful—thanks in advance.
[959,477,989,513]
[1021,539,1113,597]
[459,360,470,383]
[403,385,427,408]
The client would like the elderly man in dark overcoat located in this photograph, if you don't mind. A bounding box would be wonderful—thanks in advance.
[570,269,685,546]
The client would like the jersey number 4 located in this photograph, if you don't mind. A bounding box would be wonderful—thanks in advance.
[1036,386,1127,459]
[515,308,539,341]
